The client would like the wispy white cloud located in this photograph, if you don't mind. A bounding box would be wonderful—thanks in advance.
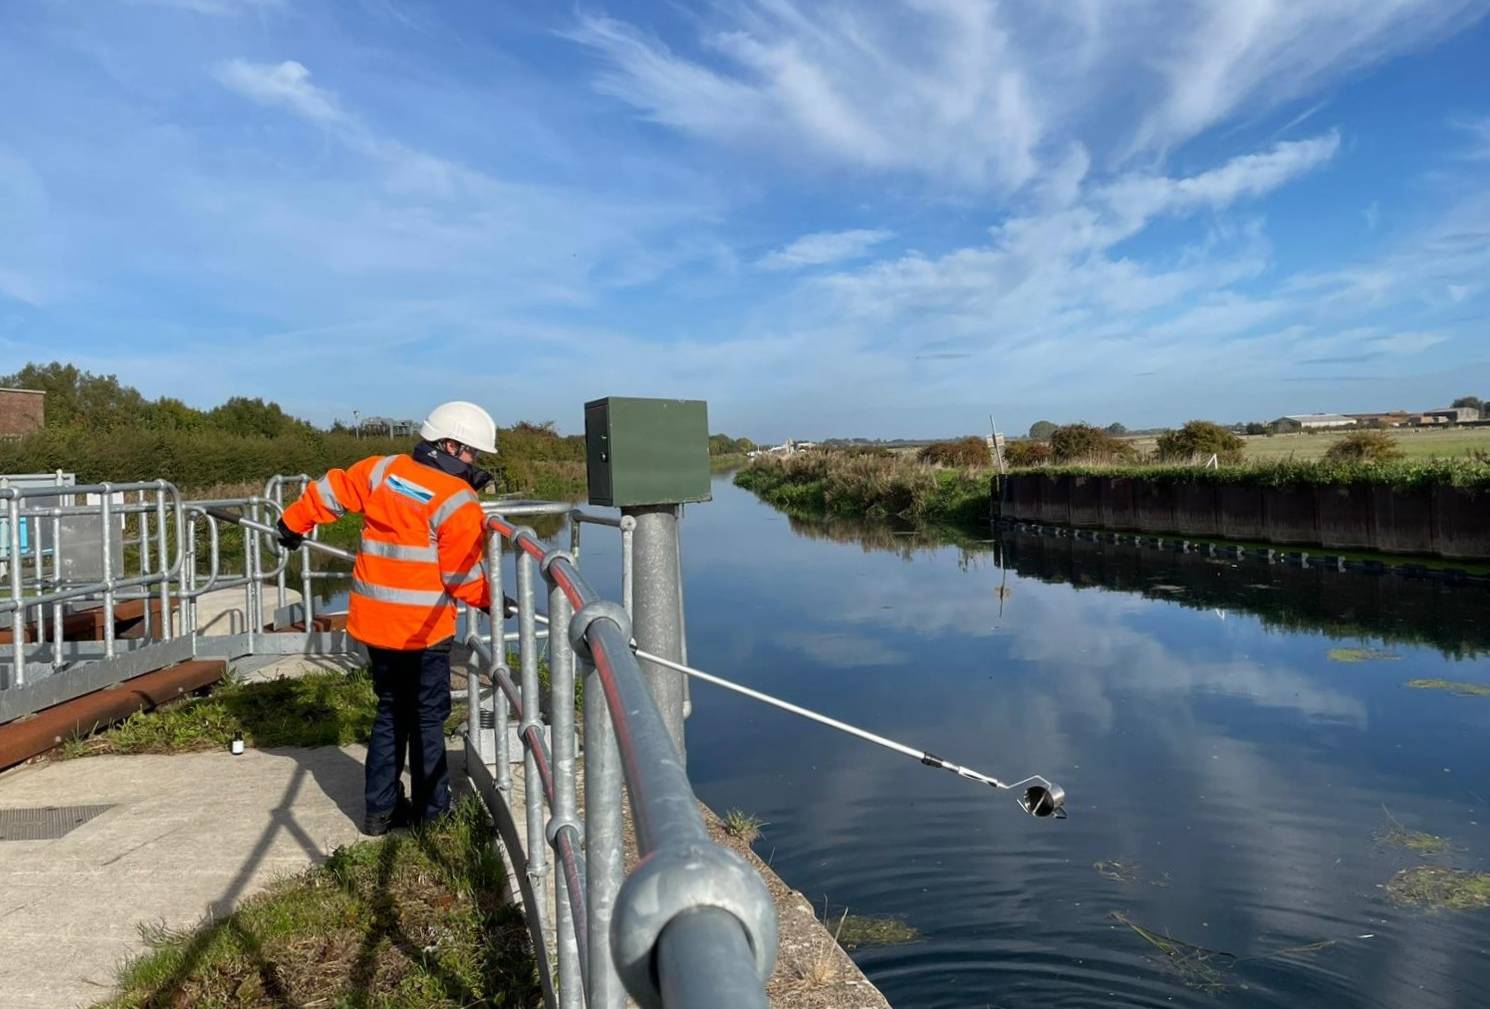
[215,60,345,125]
[130,0,283,16]
[567,4,1046,191]
[756,228,892,271]
[1131,0,1482,155]
[569,1,1476,191]
[818,134,1339,331]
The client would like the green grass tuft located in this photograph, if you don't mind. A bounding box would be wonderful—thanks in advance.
[1327,648,1401,663]
[833,913,923,951]
[1385,867,1490,911]
[96,796,540,1008]
[721,809,766,846]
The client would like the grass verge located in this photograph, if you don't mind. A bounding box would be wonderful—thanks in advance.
[58,669,467,757]
[95,796,540,1009]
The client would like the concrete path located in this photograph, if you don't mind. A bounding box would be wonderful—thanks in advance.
[0,743,383,1009]
[192,585,301,637]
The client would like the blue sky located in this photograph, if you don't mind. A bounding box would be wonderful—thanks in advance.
[2,0,1489,439]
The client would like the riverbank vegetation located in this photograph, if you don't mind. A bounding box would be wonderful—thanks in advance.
[734,425,1490,533]
[734,451,990,526]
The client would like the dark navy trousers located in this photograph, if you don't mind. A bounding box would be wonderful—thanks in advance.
[365,639,452,822]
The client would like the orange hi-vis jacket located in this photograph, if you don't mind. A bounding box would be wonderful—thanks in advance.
[281,453,491,651]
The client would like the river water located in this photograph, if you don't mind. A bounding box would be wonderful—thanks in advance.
[322,473,1490,1007]
[572,474,1490,1009]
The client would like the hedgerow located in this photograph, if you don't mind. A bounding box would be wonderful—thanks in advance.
[1003,458,1490,490]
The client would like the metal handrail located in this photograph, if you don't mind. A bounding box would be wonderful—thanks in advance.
[468,513,776,1009]
[3,481,185,684]
[3,471,776,1007]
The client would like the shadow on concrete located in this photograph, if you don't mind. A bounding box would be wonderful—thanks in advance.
[108,744,527,1008]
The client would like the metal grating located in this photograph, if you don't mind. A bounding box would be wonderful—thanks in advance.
[0,804,113,841]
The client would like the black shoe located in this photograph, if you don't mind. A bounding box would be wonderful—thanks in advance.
[362,810,395,836]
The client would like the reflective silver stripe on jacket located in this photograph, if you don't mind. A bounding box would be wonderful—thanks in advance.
[442,563,486,591]
[429,489,478,531]
[313,475,345,518]
[359,537,439,563]
[368,455,396,492]
[350,579,451,608]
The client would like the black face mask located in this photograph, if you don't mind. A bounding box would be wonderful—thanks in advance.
[412,439,494,491]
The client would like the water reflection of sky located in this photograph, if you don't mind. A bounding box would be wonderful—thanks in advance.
[563,476,1490,1009]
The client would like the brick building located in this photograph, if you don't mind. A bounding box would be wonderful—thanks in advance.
[0,388,45,437]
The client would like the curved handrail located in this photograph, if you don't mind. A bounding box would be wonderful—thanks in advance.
[482,514,776,1009]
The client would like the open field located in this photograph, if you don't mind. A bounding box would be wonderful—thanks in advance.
[1119,426,1490,462]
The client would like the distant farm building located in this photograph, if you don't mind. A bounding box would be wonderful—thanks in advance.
[1416,407,1480,425]
[1345,412,1413,428]
[1281,414,1352,429]
[0,388,45,438]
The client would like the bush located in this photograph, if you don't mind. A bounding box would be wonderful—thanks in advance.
[917,437,991,467]
[1156,420,1244,464]
[1324,429,1405,464]
[1048,423,1136,464]
[1003,441,1052,467]
[1028,420,1057,440]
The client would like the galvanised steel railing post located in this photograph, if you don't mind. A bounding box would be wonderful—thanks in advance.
[583,646,625,1009]
[155,483,171,640]
[138,493,153,642]
[546,563,582,1008]
[515,536,551,935]
[486,528,508,788]
[50,508,63,671]
[8,496,23,687]
[464,603,483,769]
[245,498,259,650]
[101,487,116,661]
[267,476,287,612]
[32,503,45,650]
[182,512,197,650]
[624,505,687,760]
[620,515,635,615]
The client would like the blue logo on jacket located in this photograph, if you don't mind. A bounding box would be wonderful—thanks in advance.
[386,473,435,504]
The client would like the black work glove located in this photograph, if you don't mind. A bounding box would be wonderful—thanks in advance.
[468,467,495,493]
[276,519,305,551]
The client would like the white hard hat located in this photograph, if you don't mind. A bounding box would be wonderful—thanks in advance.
[421,401,498,454]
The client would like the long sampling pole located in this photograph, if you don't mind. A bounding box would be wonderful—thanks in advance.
[209,507,1066,818]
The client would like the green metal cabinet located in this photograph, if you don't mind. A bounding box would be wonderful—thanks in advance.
[584,397,712,507]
